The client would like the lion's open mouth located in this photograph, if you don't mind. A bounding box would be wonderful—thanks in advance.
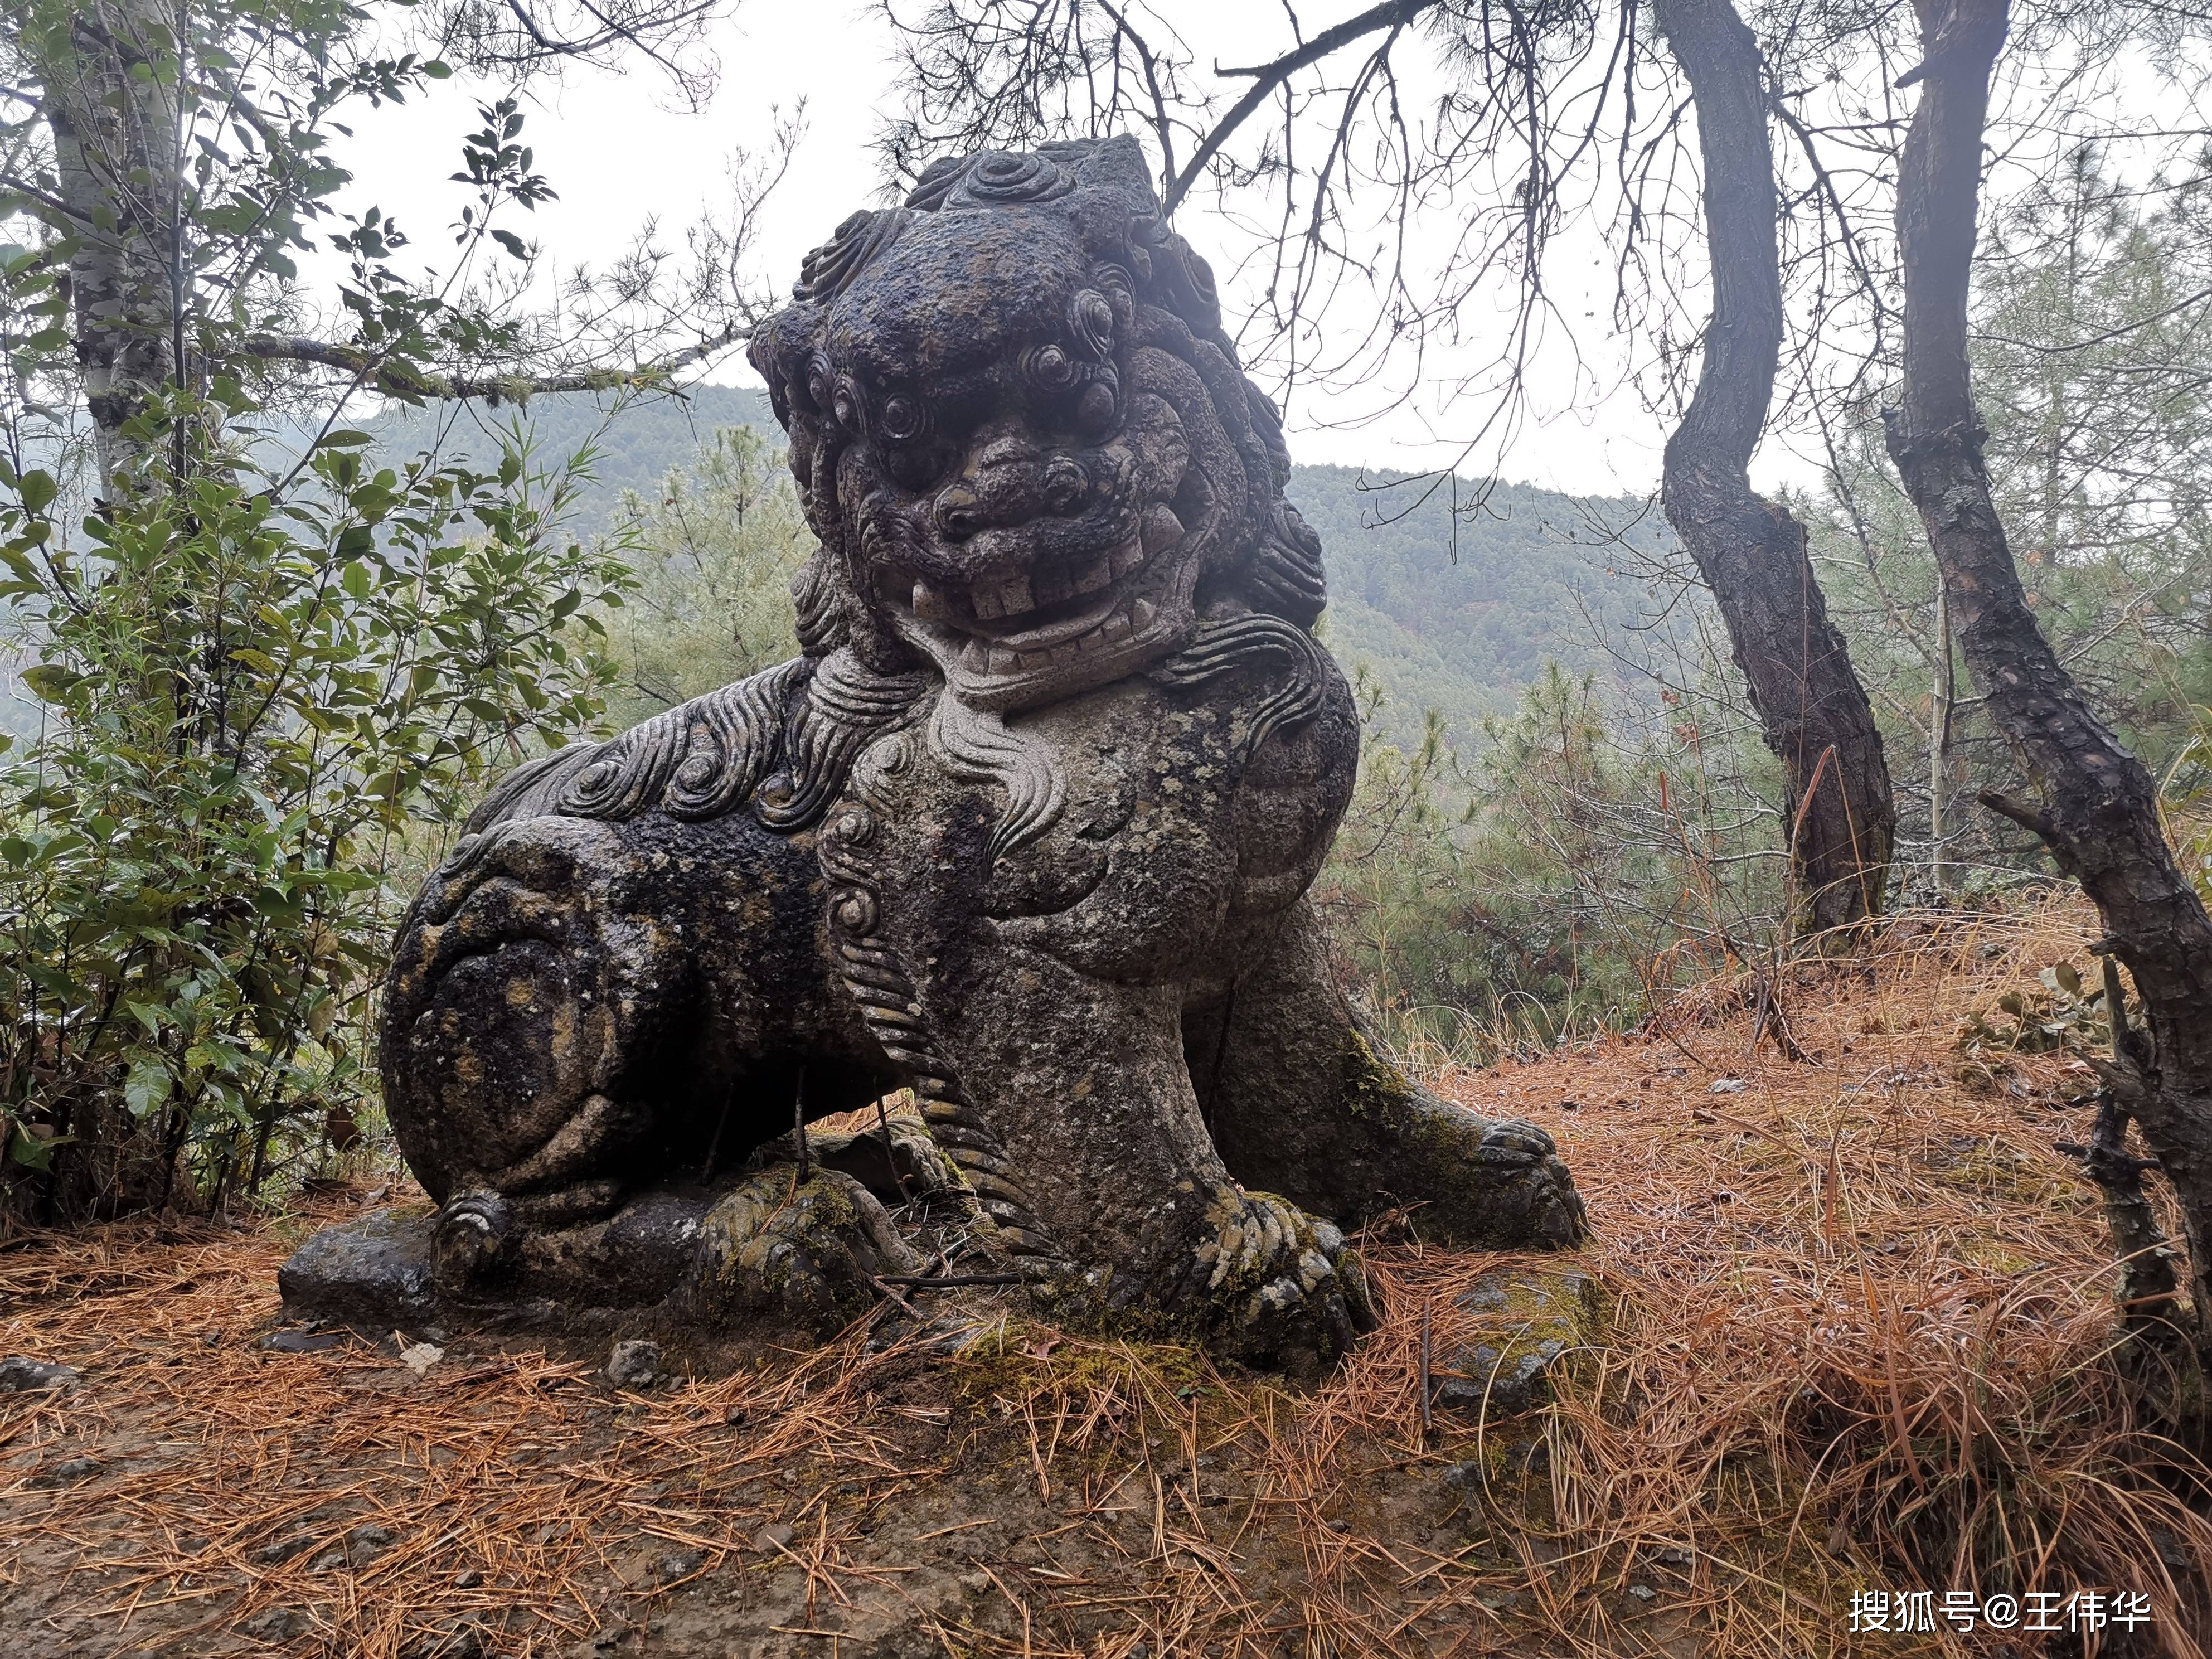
[898,503,1185,674]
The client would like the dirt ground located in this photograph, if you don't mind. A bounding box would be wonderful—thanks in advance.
[4,903,2207,1658]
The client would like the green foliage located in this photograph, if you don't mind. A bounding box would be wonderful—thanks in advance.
[0,0,650,1217]
[603,425,810,721]
[0,373,629,1211]
[1317,663,1783,1065]
[2170,703,2212,904]
[361,386,782,531]
[1290,468,1676,753]
[1810,146,2212,895]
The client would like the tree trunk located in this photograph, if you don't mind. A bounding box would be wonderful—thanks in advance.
[1655,0,1897,934]
[1930,584,1951,895]
[34,0,181,486]
[1883,0,2212,1342]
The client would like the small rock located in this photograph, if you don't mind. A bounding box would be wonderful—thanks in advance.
[755,1522,796,1553]
[32,1456,101,1487]
[604,1339,661,1390]
[1435,1266,1601,1420]
[454,1568,483,1589]
[658,1549,705,1582]
[241,1608,311,1642]
[265,1328,347,1354]
[399,1342,445,1376]
[957,1569,992,1595]
[309,1548,349,1573]
[1708,1078,1747,1094]
[348,1522,397,1564]
[279,1210,439,1327]
[1653,1546,1692,1567]
[0,1356,77,1393]
[405,1618,495,1659]
[1629,1584,1657,1602]
[1434,1341,1566,1417]
[250,1534,318,1566]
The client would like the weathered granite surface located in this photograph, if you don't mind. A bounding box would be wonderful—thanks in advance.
[285,135,1584,1371]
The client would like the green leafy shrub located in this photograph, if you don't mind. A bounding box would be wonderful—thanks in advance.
[0,373,631,1218]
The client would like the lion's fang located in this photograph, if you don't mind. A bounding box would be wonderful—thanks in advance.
[1140,504,1185,559]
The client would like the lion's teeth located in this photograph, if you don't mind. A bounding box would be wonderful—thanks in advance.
[989,646,1022,675]
[1073,556,1113,594]
[1033,566,1073,604]
[912,580,951,620]
[1099,607,1132,642]
[993,575,1034,617]
[971,586,1005,620]
[1130,597,1158,631]
[1140,505,1185,559]
[1110,541,1145,578]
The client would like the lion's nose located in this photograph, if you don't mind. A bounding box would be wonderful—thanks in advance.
[933,482,985,541]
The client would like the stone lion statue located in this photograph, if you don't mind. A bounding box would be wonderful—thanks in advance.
[342,137,1582,1371]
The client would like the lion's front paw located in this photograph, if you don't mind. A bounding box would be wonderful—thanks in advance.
[1181,1190,1379,1376]
[1370,1101,1587,1250]
[678,1167,922,1337]
[432,1189,517,1295]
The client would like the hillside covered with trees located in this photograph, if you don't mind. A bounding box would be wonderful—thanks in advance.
[358,385,1675,749]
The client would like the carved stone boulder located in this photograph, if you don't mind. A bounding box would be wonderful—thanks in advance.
[282,135,1584,1372]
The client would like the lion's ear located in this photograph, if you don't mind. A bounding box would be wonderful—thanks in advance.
[1068,134,1157,202]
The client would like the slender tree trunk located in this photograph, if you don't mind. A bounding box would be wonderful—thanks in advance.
[1884,0,2212,1342]
[1930,584,1951,895]
[33,0,181,485]
[1655,0,1898,934]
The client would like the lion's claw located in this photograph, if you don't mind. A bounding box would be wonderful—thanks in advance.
[1180,1191,1379,1374]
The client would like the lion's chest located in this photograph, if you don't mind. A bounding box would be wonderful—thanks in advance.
[827,672,1355,986]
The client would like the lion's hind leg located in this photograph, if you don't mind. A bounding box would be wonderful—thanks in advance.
[380,815,691,1286]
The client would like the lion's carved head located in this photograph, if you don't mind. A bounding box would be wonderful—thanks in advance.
[440,138,1334,864]
[749,135,1327,716]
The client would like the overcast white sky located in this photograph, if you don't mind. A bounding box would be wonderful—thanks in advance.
[333,2,1707,497]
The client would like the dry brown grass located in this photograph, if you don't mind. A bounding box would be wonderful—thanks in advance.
[2,898,2208,1657]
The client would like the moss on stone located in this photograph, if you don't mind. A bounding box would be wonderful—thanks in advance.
[1434,1264,1605,1419]
[1338,1027,1420,1123]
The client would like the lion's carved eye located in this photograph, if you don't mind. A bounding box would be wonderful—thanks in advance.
[1026,343,1077,392]
[879,393,928,443]
[831,378,861,432]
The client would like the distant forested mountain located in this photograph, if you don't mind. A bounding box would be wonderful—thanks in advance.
[1289,467,1671,746]
[348,385,1679,751]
